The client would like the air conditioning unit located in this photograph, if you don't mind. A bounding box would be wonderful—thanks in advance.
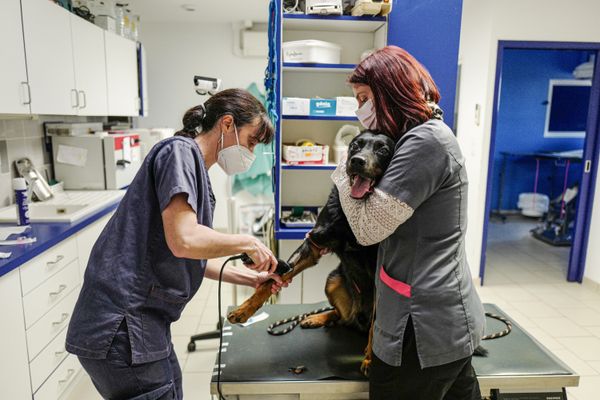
[233,21,268,58]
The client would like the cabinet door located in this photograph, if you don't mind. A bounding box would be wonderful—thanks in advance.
[21,0,77,115]
[0,269,33,399]
[105,31,139,116]
[71,15,108,116]
[0,0,30,114]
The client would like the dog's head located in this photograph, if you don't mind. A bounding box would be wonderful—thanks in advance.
[346,131,396,199]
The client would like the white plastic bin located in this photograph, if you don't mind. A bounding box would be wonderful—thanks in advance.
[517,193,549,217]
[282,40,342,64]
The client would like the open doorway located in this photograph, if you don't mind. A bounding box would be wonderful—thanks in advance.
[481,41,600,285]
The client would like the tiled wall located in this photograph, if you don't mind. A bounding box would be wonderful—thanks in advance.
[0,116,102,207]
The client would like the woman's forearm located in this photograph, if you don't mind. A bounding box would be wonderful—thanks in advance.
[205,259,257,287]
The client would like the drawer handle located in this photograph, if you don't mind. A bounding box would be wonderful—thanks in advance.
[55,349,67,357]
[49,284,68,297]
[58,368,75,385]
[52,313,69,327]
[47,255,65,268]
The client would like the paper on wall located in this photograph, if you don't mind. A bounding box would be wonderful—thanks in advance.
[57,144,88,167]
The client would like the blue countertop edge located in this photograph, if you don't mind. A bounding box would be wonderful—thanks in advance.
[0,200,121,278]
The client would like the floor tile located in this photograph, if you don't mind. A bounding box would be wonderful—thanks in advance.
[531,317,591,338]
[555,306,600,327]
[566,375,600,400]
[555,337,600,361]
[182,372,213,400]
[550,349,598,376]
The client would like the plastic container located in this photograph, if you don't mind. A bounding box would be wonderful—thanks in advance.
[282,40,341,64]
[13,178,30,226]
[518,193,549,217]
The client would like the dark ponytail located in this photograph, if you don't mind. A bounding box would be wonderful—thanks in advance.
[175,88,275,144]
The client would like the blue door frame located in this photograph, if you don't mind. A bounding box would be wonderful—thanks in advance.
[480,40,600,284]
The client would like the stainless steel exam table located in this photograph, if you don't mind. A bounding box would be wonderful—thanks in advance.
[209,303,578,399]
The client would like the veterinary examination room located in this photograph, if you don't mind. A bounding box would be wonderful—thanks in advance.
[3,0,600,399]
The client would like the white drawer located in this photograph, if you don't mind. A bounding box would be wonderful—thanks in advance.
[34,355,81,400]
[24,260,81,329]
[30,326,69,392]
[27,286,79,361]
[20,238,78,296]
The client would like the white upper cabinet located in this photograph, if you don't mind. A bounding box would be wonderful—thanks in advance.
[71,15,109,116]
[21,0,77,115]
[0,0,31,114]
[105,31,139,117]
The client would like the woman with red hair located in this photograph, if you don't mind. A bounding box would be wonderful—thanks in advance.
[332,46,485,399]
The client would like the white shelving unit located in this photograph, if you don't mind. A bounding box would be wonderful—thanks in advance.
[273,9,388,304]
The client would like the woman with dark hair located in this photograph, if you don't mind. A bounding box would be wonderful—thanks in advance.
[66,88,287,400]
[333,46,485,399]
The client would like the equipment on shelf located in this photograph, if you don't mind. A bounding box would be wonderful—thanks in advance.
[194,75,222,96]
[305,0,343,15]
[333,124,360,163]
[282,40,342,64]
[517,192,549,218]
[281,207,318,228]
[350,0,392,16]
[531,183,579,247]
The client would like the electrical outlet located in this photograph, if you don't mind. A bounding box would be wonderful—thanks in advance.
[474,104,481,126]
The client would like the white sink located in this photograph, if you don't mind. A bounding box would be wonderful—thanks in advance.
[0,190,125,223]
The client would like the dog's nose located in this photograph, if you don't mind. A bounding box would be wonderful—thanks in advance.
[350,156,366,168]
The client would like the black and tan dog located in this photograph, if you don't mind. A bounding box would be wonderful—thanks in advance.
[227,130,396,374]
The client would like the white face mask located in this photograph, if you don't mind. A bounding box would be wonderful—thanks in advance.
[217,124,256,175]
[355,98,377,130]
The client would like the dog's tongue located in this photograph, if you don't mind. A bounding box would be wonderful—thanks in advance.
[351,176,373,199]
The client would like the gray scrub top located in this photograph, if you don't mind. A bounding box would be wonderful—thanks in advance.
[372,119,485,368]
[66,136,215,364]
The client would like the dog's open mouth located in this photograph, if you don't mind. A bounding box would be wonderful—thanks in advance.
[350,175,375,199]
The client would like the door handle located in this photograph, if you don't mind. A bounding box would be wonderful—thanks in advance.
[21,82,31,105]
[78,90,87,109]
[71,89,79,109]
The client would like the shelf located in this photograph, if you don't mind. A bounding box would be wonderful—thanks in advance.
[282,115,358,121]
[283,14,386,32]
[282,163,337,170]
[276,226,311,240]
[283,63,356,72]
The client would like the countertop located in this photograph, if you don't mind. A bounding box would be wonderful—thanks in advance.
[0,196,123,278]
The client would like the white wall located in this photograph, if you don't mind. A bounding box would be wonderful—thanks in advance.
[138,22,269,230]
[457,0,600,284]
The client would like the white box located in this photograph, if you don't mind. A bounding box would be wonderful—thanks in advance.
[336,97,359,116]
[282,40,342,64]
[282,97,310,116]
[283,143,330,164]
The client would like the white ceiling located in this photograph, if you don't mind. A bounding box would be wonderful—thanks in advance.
[127,0,270,23]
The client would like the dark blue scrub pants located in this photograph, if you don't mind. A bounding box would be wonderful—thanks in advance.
[78,321,183,400]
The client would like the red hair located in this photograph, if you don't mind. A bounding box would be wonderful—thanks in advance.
[349,46,440,139]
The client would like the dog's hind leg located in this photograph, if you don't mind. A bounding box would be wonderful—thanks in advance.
[301,272,352,329]
[361,293,377,376]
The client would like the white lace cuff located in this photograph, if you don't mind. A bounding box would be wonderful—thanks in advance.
[331,159,414,246]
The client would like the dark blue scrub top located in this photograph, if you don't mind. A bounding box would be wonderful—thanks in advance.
[66,136,215,364]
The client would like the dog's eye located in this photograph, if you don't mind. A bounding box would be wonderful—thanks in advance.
[349,142,359,152]
[377,148,389,156]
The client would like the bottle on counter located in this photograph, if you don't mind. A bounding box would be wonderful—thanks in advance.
[13,178,30,226]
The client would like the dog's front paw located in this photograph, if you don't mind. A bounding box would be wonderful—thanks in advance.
[300,314,327,329]
[360,357,371,377]
[227,307,251,324]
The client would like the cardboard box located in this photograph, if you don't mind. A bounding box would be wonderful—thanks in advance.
[282,97,310,116]
[283,143,330,164]
[310,99,337,117]
[336,97,359,116]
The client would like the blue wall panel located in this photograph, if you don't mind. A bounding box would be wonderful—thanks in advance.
[492,49,593,211]
[387,0,463,130]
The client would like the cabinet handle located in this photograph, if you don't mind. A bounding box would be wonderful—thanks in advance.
[21,82,31,105]
[54,348,67,357]
[78,90,87,109]
[49,284,68,297]
[52,312,69,326]
[71,89,79,108]
[58,368,75,385]
[47,255,64,268]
